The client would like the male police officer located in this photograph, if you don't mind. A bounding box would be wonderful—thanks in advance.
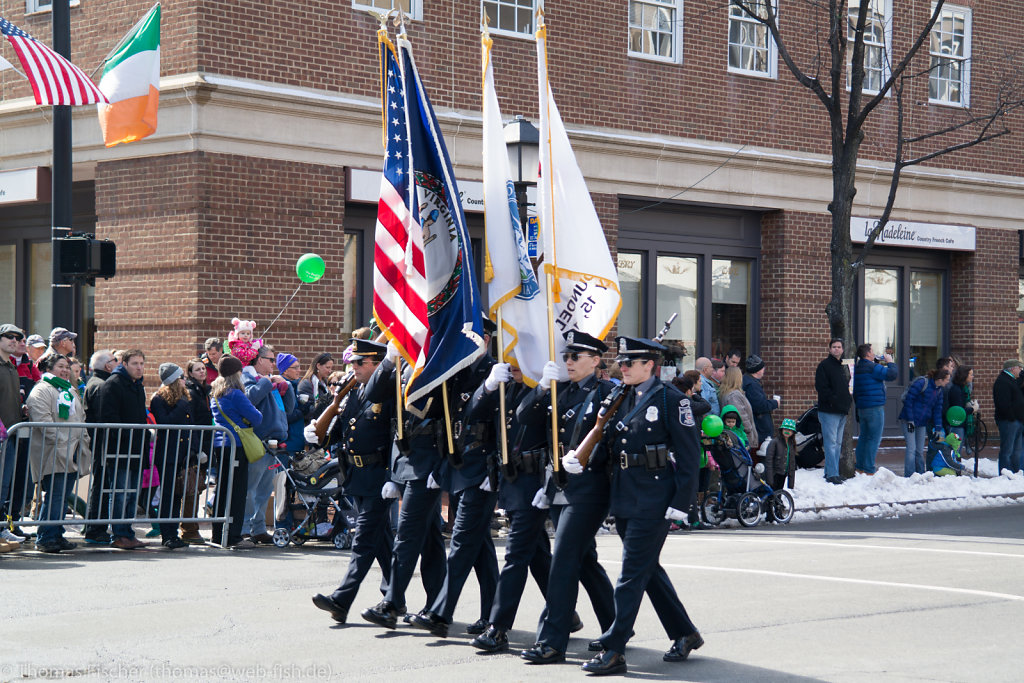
[570,336,704,675]
[521,331,616,664]
[312,339,394,623]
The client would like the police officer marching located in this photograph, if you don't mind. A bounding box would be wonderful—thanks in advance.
[311,339,394,624]
[568,335,704,676]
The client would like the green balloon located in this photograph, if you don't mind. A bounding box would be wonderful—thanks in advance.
[702,414,724,438]
[946,405,967,427]
[296,253,325,283]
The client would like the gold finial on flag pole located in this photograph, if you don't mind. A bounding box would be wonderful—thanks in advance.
[367,9,393,30]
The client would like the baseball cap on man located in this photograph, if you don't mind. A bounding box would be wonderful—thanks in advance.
[0,324,24,339]
[26,334,46,348]
[49,327,77,345]
[1003,359,1024,371]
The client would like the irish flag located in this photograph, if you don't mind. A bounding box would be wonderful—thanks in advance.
[97,3,160,147]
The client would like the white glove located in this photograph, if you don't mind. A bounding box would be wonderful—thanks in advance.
[303,422,319,444]
[531,488,550,509]
[484,362,511,392]
[665,506,687,521]
[542,360,566,385]
[562,450,584,474]
[426,473,440,489]
[479,478,493,492]
[386,341,400,363]
[381,482,401,499]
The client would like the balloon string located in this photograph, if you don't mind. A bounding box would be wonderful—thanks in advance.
[260,283,303,340]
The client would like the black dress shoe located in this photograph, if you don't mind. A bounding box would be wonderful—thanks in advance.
[588,639,604,652]
[312,594,348,623]
[570,611,584,633]
[521,643,565,664]
[465,617,488,635]
[664,632,704,662]
[402,608,422,624]
[162,537,187,549]
[57,537,77,551]
[409,610,449,637]
[581,650,626,676]
[470,625,508,652]
[361,600,400,629]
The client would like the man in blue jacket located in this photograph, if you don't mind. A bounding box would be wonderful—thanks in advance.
[742,355,777,446]
[853,343,896,475]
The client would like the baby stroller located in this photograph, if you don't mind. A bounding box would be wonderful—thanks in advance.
[271,448,356,549]
[701,433,795,527]
[794,405,825,469]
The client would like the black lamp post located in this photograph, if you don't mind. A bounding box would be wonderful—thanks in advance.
[503,115,539,234]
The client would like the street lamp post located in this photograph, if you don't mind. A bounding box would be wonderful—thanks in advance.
[503,115,539,235]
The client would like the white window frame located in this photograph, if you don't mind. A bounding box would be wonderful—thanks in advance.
[481,0,536,40]
[846,0,892,95]
[26,0,80,14]
[351,0,422,22]
[627,0,684,65]
[727,0,778,79]
[928,3,971,108]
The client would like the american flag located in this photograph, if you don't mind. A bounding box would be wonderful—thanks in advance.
[0,16,107,106]
[372,36,428,367]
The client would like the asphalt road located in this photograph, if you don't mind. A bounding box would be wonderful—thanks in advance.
[3,504,1022,682]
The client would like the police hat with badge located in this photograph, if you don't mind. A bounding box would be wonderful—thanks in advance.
[614,335,666,363]
[481,317,498,336]
[349,338,387,362]
[564,330,607,355]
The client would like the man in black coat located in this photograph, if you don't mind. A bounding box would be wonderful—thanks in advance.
[815,338,851,485]
[993,359,1024,473]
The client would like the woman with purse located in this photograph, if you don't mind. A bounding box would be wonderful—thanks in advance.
[150,363,199,550]
[210,355,262,548]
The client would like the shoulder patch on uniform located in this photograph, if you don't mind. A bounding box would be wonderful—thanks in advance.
[645,406,659,422]
[679,400,695,427]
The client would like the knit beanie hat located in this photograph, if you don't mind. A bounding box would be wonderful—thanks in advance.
[218,355,243,377]
[745,354,765,374]
[159,363,184,385]
[276,353,298,373]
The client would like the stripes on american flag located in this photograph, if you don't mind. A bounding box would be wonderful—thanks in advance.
[372,35,428,366]
[0,16,107,106]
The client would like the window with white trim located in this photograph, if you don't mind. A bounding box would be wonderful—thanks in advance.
[728,0,777,78]
[352,0,421,21]
[847,0,891,94]
[482,0,535,37]
[628,0,682,63]
[26,0,80,13]
[929,4,970,106]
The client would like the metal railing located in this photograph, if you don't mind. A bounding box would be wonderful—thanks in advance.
[1,422,238,547]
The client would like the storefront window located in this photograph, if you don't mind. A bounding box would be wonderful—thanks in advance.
[909,271,943,377]
[864,267,899,369]
[29,241,52,336]
[79,283,95,365]
[656,255,697,372]
[616,250,644,338]
[711,259,750,359]
[0,245,15,323]
[343,232,360,336]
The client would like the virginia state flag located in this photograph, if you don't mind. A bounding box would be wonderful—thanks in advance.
[398,37,485,405]
[481,34,547,386]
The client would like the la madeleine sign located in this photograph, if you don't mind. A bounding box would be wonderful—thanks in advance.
[851,217,976,251]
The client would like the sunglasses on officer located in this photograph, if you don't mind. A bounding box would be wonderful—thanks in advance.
[561,351,596,362]
[351,358,378,367]
[619,358,652,368]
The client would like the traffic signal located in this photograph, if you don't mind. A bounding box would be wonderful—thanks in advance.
[55,236,116,283]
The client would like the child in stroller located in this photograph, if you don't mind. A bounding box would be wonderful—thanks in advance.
[700,411,795,527]
[271,447,358,549]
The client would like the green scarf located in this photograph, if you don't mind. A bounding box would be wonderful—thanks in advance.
[42,373,76,420]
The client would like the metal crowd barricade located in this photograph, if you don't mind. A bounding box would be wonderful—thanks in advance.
[1,422,238,547]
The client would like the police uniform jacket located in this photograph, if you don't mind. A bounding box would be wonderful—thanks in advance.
[445,355,496,494]
[602,376,700,519]
[332,383,395,498]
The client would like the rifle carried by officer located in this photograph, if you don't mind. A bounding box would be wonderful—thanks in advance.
[573,313,677,468]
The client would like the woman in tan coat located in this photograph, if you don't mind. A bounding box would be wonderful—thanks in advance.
[718,366,758,449]
[26,354,91,553]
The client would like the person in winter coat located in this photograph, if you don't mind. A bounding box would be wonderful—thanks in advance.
[992,360,1024,474]
[816,338,852,484]
[150,363,199,549]
[210,355,262,548]
[742,355,777,446]
[763,418,797,490]
[720,405,749,448]
[946,366,978,453]
[718,367,757,448]
[898,368,950,477]
[296,352,335,420]
[930,432,966,476]
[26,354,91,553]
[182,358,213,544]
[852,343,896,475]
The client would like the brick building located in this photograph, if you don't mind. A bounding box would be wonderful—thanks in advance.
[1,0,1022,434]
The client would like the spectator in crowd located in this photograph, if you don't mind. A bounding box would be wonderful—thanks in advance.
[68,357,84,393]
[210,355,261,548]
[13,334,41,397]
[150,363,199,550]
[718,367,757,448]
[276,352,306,527]
[605,360,622,385]
[81,350,116,544]
[672,372,711,421]
[95,348,150,549]
[0,324,27,548]
[242,346,294,543]
[182,358,213,544]
[26,353,91,553]
[743,355,777,449]
[25,335,47,364]
[816,338,852,484]
[725,348,743,369]
[695,357,723,415]
[946,366,978,455]
[42,327,77,361]
[201,337,223,385]
[8,332,39,536]
[992,360,1024,474]
[297,352,335,420]
[763,418,798,491]
[853,343,896,476]
[720,405,750,448]
[898,368,950,477]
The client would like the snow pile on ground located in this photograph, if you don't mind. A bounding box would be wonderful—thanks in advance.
[791,459,1024,523]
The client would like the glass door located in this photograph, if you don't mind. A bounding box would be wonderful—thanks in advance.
[656,255,698,374]
[711,258,751,360]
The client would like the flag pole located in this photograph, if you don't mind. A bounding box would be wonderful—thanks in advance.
[537,8,560,471]
[394,356,405,441]
[441,384,456,456]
